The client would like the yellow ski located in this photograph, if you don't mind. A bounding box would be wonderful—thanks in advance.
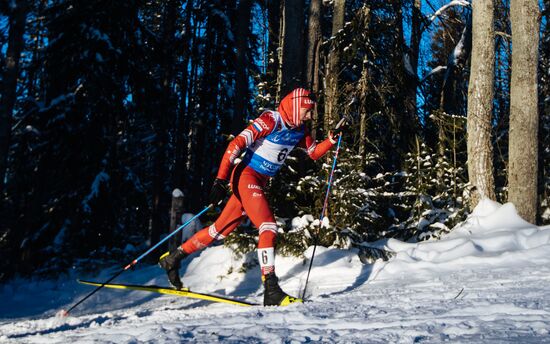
[78,280,257,307]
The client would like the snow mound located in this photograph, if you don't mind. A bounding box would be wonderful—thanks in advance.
[380,199,550,277]
[450,198,537,236]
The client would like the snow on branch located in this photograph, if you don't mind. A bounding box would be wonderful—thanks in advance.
[428,0,470,23]
[420,66,447,84]
[420,14,469,86]
[449,21,469,65]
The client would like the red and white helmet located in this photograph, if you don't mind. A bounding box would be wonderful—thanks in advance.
[278,88,315,127]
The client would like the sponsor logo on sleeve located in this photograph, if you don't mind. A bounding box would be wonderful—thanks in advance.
[255,118,270,131]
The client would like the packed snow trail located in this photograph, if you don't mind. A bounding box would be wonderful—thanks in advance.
[1,199,550,343]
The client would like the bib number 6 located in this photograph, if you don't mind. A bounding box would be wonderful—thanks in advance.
[277,148,289,162]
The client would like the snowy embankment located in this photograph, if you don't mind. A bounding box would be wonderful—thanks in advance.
[1,199,550,343]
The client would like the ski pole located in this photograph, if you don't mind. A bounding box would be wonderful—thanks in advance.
[61,203,213,316]
[301,134,343,300]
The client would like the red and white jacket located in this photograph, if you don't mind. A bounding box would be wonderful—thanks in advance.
[216,110,335,180]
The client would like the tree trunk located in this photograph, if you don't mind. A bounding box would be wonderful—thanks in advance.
[306,0,322,139]
[440,15,472,115]
[358,5,371,167]
[358,69,369,168]
[151,0,179,244]
[173,0,194,191]
[405,0,421,130]
[306,0,322,91]
[0,1,28,195]
[437,15,472,177]
[508,0,540,223]
[189,9,221,211]
[467,0,496,208]
[392,1,413,169]
[183,17,201,210]
[324,0,345,133]
[233,0,253,135]
[267,0,281,103]
[278,0,305,98]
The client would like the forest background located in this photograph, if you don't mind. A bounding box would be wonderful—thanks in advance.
[0,0,548,283]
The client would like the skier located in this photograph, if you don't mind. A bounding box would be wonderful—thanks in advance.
[159,88,339,306]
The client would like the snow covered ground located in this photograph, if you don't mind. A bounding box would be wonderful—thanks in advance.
[2,199,550,343]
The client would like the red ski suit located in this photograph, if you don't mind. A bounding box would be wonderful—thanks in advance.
[180,89,335,275]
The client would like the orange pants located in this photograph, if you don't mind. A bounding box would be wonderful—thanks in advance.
[180,163,277,275]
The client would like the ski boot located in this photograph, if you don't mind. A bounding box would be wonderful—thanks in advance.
[159,247,187,290]
[262,273,303,306]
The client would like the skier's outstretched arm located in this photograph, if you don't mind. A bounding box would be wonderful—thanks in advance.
[216,112,277,180]
[299,130,337,161]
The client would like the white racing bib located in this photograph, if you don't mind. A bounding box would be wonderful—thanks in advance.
[243,112,304,176]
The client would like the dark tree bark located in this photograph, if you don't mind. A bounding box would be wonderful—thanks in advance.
[305,0,322,139]
[278,0,305,98]
[233,0,253,135]
[405,0,421,130]
[324,0,345,133]
[151,0,179,244]
[306,0,322,91]
[440,15,472,114]
[358,5,372,167]
[173,0,194,192]
[392,1,416,168]
[437,15,472,164]
[266,0,281,102]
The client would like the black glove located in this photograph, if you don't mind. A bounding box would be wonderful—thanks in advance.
[330,115,350,142]
[209,178,228,206]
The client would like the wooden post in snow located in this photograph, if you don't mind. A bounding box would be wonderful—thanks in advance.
[169,189,185,252]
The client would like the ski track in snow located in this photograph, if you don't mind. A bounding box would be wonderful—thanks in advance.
[1,200,550,343]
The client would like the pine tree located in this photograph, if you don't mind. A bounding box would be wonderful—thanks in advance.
[6,0,150,275]
[0,1,28,196]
